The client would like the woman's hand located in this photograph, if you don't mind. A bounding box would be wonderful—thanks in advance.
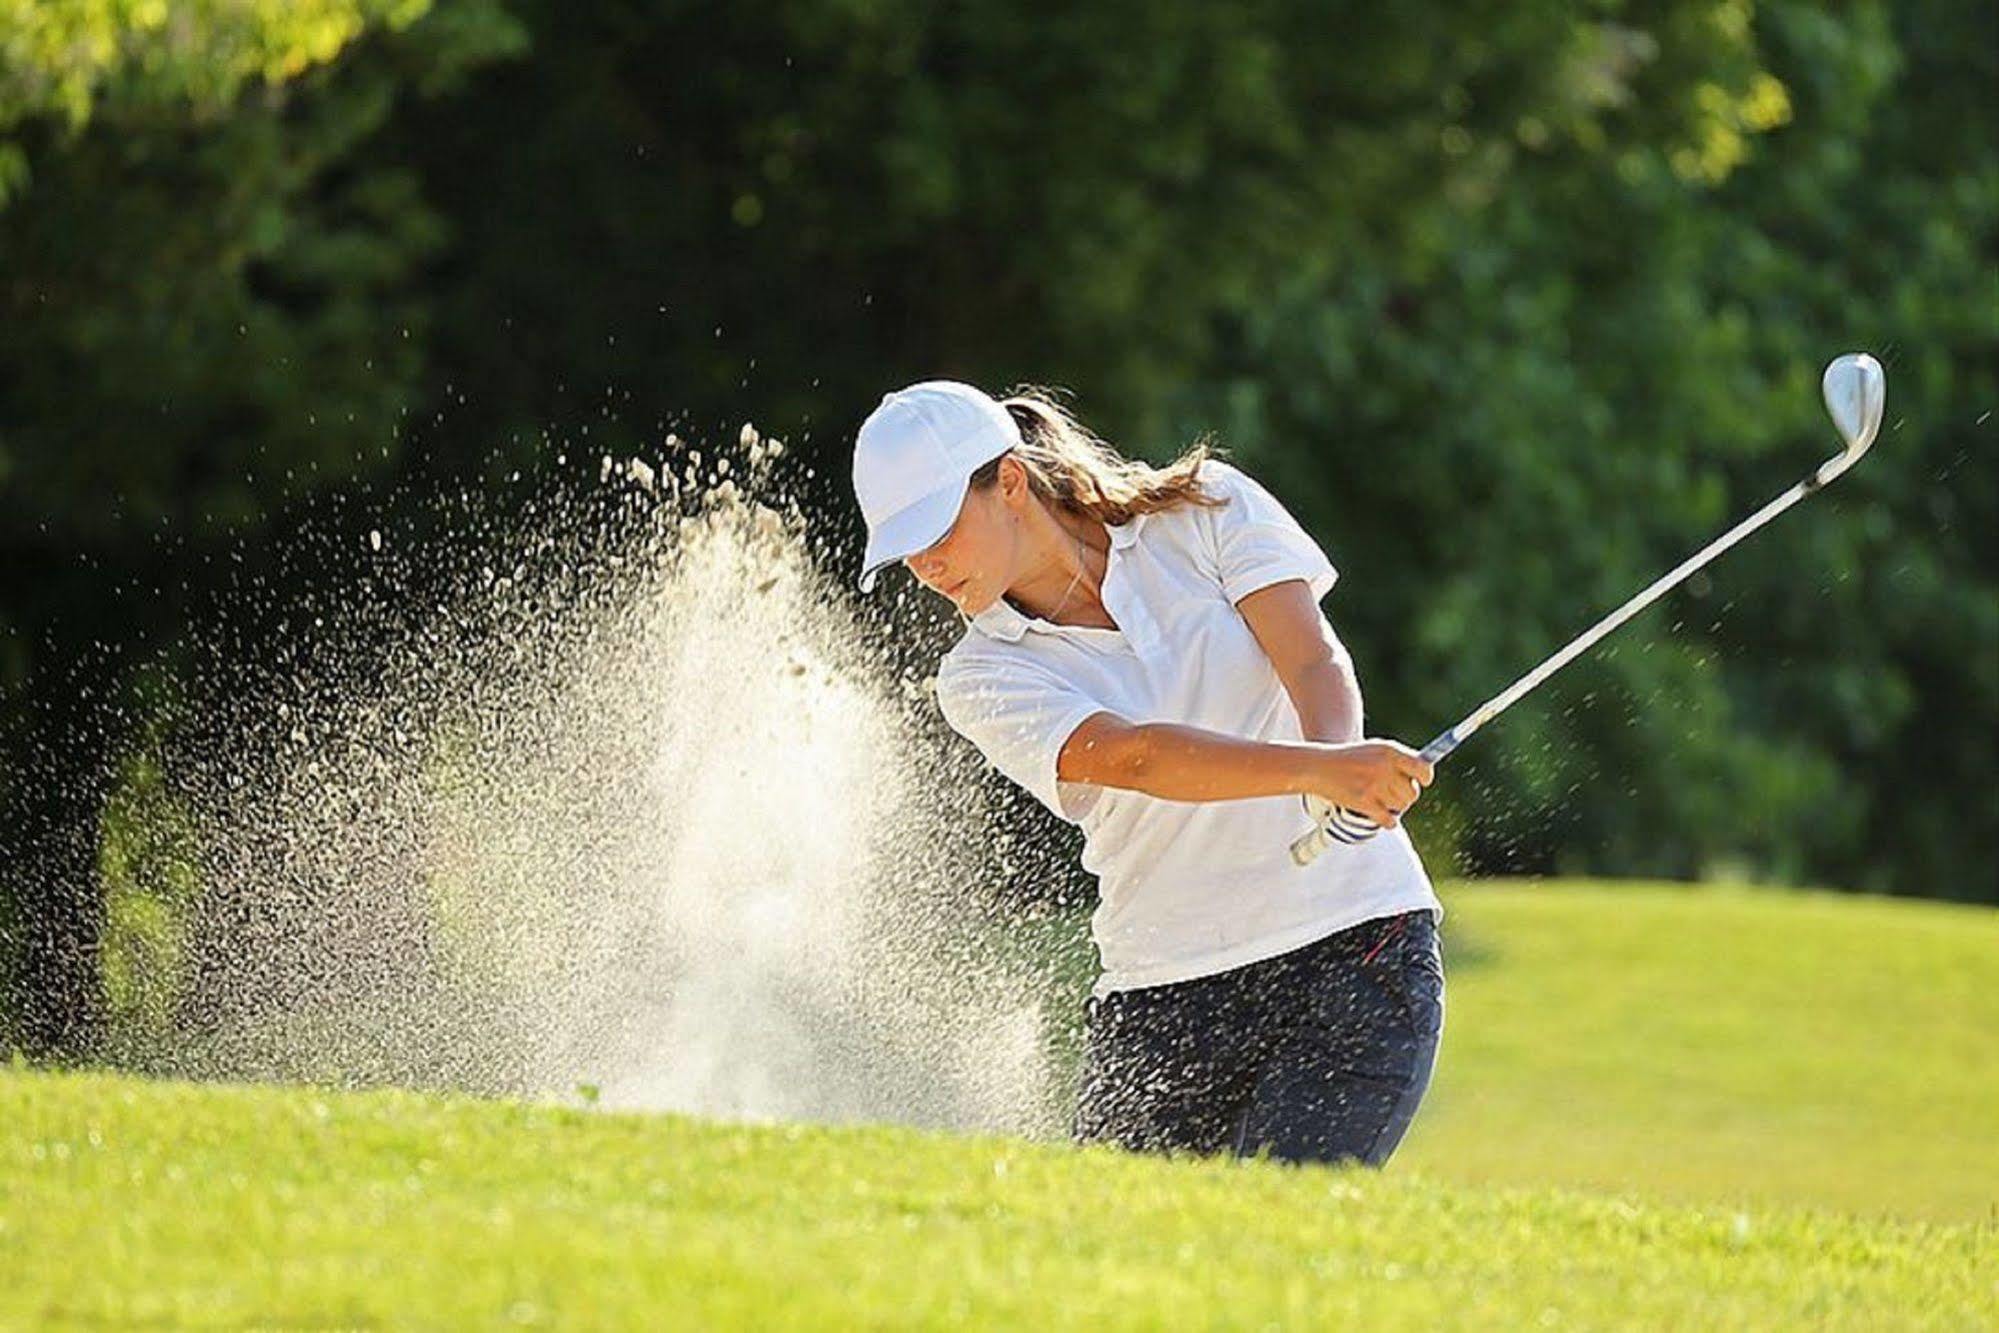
[1303,741,1434,828]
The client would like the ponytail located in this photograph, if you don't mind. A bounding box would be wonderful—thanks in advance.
[969,386,1225,524]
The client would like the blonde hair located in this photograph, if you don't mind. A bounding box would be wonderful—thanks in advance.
[972,385,1226,523]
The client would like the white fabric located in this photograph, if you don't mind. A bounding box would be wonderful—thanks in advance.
[854,381,1021,592]
[934,457,1440,997]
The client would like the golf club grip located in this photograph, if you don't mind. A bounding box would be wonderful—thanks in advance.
[1418,727,1462,765]
[1288,726,1463,866]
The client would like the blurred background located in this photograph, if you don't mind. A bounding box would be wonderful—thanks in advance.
[1,0,1993,1076]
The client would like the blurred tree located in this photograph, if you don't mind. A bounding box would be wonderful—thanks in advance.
[0,0,442,205]
[0,0,524,1055]
[394,0,1967,892]
[1171,0,1996,894]
[2,0,1993,1061]
[386,0,1779,468]
[1699,0,1998,895]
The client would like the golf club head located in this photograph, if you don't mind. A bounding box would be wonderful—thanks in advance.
[1817,353,1886,484]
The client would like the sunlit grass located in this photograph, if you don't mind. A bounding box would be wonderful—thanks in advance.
[6,879,1994,1326]
[3,1065,1990,1329]
[1397,881,1999,1222]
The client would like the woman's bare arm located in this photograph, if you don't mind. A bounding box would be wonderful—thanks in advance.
[1056,713,1430,827]
[1236,579,1363,743]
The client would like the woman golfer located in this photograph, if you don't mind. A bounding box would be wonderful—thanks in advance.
[852,380,1443,1166]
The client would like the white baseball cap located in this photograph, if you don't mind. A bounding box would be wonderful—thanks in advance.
[852,380,1021,592]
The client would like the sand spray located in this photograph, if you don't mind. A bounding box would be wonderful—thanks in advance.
[100,431,1078,1137]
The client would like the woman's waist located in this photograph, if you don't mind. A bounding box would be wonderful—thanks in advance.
[1087,829,1436,957]
[1089,884,1441,997]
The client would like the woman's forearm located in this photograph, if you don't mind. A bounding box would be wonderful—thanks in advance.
[1058,715,1432,823]
[1114,722,1325,803]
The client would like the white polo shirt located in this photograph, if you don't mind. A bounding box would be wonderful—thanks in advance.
[934,458,1439,997]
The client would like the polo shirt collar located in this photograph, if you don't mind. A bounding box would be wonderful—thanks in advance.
[1107,512,1145,549]
[969,513,1144,642]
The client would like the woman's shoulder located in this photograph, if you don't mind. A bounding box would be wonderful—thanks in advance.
[937,625,1086,698]
[1194,454,1250,487]
[1146,454,1266,550]
[934,626,996,685]
[1143,454,1264,532]
[1191,454,1281,507]
[937,630,991,676]
[1185,454,1310,534]
[938,628,1034,685]
[932,632,1085,734]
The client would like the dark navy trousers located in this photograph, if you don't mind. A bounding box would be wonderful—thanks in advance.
[1073,910,1444,1166]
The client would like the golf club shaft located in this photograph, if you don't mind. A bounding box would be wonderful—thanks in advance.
[1292,468,1824,865]
[1424,471,1819,762]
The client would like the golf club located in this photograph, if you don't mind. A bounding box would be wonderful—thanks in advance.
[1292,351,1887,866]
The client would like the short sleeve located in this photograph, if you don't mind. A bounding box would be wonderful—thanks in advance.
[1201,459,1338,604]
[934,654,1110,824]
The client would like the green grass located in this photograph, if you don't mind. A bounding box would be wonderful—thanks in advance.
[3,1066,1992,1330]
[4,879,1996,1327]
[1397,881,1999,1222]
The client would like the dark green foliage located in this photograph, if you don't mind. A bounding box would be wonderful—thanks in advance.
[0,0,525,1054]
[0,0,1993,1052]
[1172,1,1996,895]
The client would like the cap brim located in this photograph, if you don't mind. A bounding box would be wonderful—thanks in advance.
[857,478,971,592]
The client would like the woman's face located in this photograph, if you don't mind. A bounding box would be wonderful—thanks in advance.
[900,459,1025,615]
